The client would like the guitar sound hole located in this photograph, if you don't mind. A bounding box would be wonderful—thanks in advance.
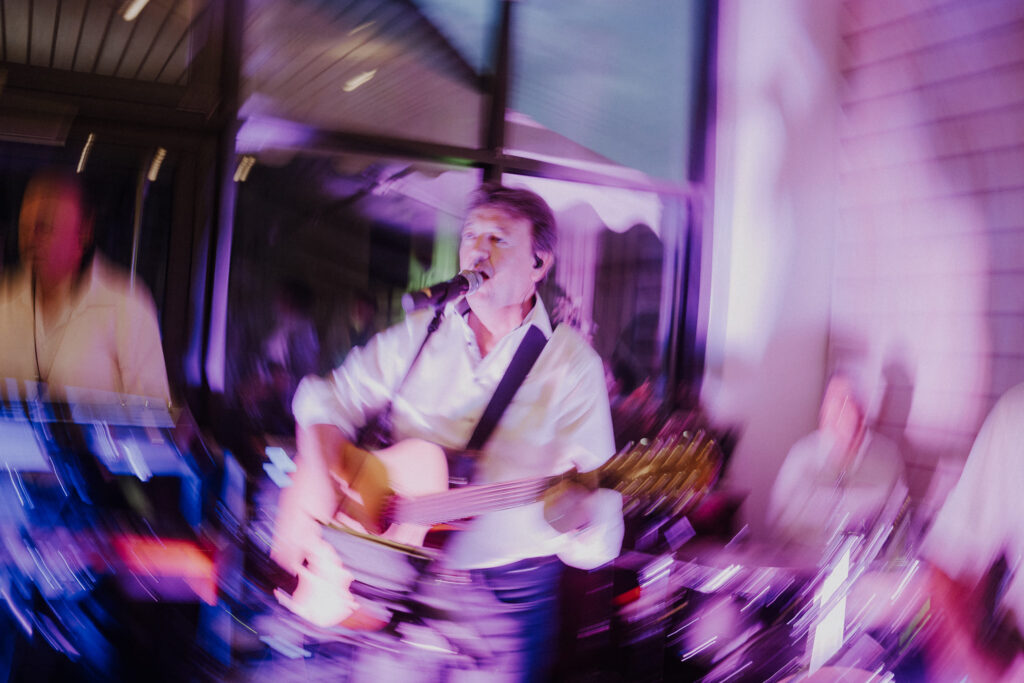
[446,450,479,488]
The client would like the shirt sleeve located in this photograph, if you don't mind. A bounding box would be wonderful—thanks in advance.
[549,332,622,568]
[921,386,1024,583]
[920,386,1024,636]
[557,488,624,570]
[292,312,429,439]
[551,335,616,474]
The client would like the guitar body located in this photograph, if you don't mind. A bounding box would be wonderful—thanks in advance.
[275,439,450,629]
[340,438,451,546]
[275,428,722,630]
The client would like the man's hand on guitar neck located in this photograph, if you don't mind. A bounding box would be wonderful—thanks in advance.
[543,471,600,534]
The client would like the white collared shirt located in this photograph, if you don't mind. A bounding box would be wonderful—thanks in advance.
[0,257,171,403]
[922,383,1024,635]
[292,297,622,570]
[767,428,906,554]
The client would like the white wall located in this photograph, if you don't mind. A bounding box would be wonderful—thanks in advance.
[706,0,1024,534]
[703,0,842,537]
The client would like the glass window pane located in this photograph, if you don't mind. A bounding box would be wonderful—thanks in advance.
[226,151,482,434]
[502,173,682,399]
[509,1,709,181]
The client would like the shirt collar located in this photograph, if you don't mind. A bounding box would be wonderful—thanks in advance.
[9,267,32,306]
[9,256,101,308]
[452,293,553,341]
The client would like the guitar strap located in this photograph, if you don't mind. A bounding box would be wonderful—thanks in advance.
[356,308,444,450]
[448,324,548,484]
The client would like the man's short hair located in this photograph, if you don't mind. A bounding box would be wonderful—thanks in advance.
[467,183,557,256]
[25,167,92,217]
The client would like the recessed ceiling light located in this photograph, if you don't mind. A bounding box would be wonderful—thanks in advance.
[343,69,377,92]
[147,147,167,182]
[233,155,256,182]
[120,0,150,21]
[77,133,95,174]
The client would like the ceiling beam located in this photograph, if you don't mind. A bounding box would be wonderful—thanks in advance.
[248,122,698,198]
[1,63,219,132]
[494,154,700,199]
[482,0,512,183]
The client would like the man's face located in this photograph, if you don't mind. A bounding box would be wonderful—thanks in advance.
[459,205,548,312]
[19,179,90,288]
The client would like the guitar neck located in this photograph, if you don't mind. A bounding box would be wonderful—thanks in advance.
[385,427,721,527]
[393,473,564,526]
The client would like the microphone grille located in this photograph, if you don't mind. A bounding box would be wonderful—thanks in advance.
[461,270,485,294]
[400,291,417,313]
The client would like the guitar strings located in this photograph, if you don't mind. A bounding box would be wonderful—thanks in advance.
[401,483,551,522]
[396,437,713,524]
[403,475,556,508]
[399,477,558,524]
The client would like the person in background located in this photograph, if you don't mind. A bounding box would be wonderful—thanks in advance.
[847,383,1024,681]
[241,278,320,435]
[912,382,1024,679]
[272,183,623,681]
[344,290,378,352]
[0,167,171,403]
[767,372,907,558]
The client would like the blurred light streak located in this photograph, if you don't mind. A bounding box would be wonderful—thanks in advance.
[264,445,297,488]
[7,466,31,508]
[680,636,717,661]
[612,586,642,606]
[233,155,256,182]
[348,20,376,36]
[260,636,311,659]
[76,133,95,173]
[809,542,850,673]
[235,114,314,154]
[0,582,33,636]
[699,563,741,593]
[891,559,919,603]
[264,462,293,488]
[120,0,151,21]
[147,147,167,182]
[343,69,377,92]
[265,445,296,472]
[123,438,152,481]
[113,535,217,605]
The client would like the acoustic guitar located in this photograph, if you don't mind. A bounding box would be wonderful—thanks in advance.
[275,428,722,630]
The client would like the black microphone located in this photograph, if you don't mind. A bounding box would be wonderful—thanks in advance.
[401,270,486,313]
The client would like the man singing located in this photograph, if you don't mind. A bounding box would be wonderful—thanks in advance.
[272,183,623,681]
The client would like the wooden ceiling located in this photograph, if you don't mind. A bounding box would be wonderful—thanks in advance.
[240,0,484,147]
[1,0,200,83]
[0,0,485,147]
